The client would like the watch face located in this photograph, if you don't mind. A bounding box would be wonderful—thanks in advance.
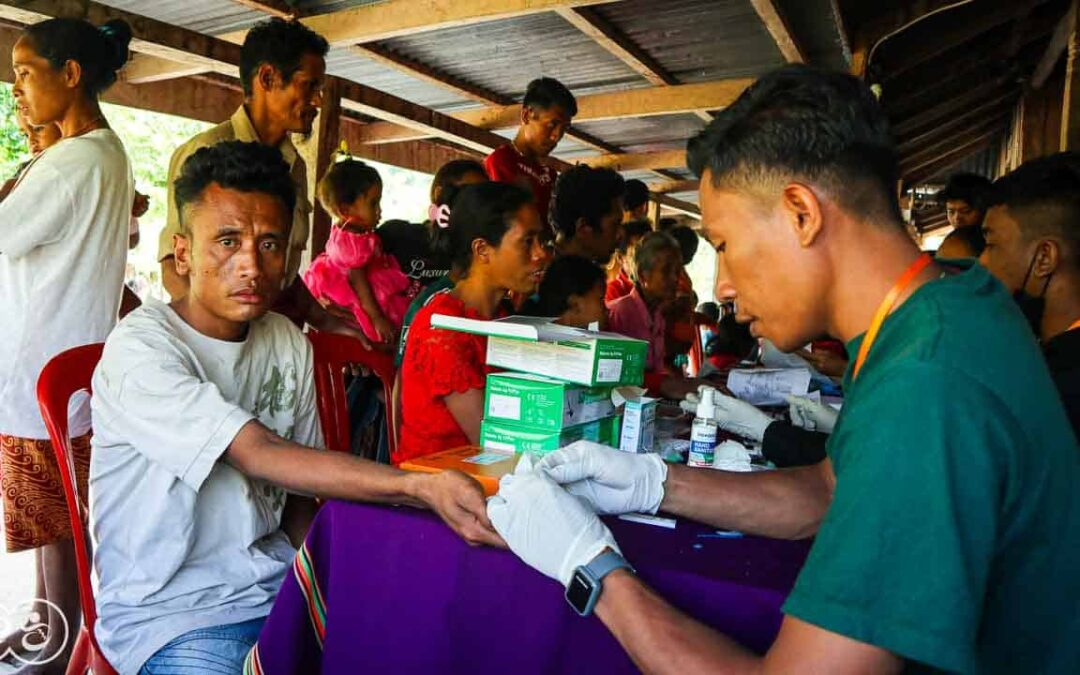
[566,571,594,614]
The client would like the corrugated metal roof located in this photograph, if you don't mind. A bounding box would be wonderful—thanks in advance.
[573,114,707,154]
[325,47,477,111]
[374,12,645,101]
[96,0,266,34]
[591,0,786,82]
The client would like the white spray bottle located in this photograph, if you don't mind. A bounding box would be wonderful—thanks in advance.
[688,387,718,467]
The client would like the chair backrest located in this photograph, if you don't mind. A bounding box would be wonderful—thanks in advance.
[35,343,104,643]
[307,331,398,458]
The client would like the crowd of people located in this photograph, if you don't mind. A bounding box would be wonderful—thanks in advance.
[0,12,1077,675]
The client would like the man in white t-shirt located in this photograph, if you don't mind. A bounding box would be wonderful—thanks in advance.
[89,141,503,674]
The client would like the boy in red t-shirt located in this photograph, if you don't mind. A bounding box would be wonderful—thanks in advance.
[484,77,577,225]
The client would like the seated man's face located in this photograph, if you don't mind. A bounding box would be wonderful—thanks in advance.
[175,183,290,334]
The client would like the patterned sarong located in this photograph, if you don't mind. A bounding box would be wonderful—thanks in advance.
[0,433,90,552]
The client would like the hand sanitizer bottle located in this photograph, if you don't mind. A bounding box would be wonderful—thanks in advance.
[689,387,718,467]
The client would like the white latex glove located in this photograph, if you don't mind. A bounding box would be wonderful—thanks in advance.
[787,395,839,434]
[534,440,668,515]
[679,388,772,442]
[488,469,620,587]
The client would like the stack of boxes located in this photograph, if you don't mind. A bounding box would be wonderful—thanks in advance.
[432,315,653,456]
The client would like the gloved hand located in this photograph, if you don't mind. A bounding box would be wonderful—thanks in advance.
[680,386,773,442]
[488,468,620,587]
[534,440,668,515]
[786,395,839,434]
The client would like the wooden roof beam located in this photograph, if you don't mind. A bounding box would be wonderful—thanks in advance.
[579,149,686,171]
[884,2,1038,80]
[1034,1,1077,88]
[900,115,1009,169]
[649,179,698,194]
[347,44,679,182]
[892,82,1015,136]
[904,132,1002,183]
[0,0,242,74]
[555,7,676,86]
[226,0,300,19]
[229,0,626,47]
[357,79,752,144]
[749,0,805,63]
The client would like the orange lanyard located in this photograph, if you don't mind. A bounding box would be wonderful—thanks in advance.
[852,253,933,381]
[1069,319,1080,332]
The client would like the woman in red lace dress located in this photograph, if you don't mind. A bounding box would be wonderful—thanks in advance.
[397,183,547,462]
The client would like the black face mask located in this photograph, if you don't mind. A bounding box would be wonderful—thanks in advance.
[1013,251,1052,338]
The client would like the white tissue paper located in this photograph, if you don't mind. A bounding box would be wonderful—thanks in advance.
[712,440,754,472]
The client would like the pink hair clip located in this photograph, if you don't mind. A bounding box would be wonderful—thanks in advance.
[428,203,451,229]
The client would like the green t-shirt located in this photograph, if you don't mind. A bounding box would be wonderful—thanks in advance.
[783,260,1080,673]
[396,275,454,366]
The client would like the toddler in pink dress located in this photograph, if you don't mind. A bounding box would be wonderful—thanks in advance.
[303,159,415,344]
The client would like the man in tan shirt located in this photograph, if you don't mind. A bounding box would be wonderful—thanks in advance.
[158,17,366,342]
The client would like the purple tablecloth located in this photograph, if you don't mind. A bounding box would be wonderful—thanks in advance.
[246,501,810,674]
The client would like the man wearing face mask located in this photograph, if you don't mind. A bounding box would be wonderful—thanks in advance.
[981,152,1080,438]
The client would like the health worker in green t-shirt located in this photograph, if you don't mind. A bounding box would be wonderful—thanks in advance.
[486,65,1080,675]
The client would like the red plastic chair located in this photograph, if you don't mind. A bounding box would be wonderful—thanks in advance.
[35,343,117,675]
[307,331,398,459]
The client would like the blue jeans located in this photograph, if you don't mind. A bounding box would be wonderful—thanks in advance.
[139,617,265,674]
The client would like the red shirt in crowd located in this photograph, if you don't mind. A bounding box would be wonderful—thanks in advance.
[484,144,558,224]
[605,269,635,306]
[397,291,493,463]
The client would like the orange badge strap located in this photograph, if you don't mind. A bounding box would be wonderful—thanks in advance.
[1069,318,1080,333]
[852,253,933,381]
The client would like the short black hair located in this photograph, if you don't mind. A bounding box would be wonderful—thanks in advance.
[939,172,994,211]
[669,226,700,265]
[174,141,296,233]
[531,255,605,317]
[657,216,679,232]
[449,182,534,273]
[619,218,653,254]
[523,77,578,117]
[240,18,329,97]
[936,226,986,258]
[23,19,131,97]
[697,301,721,324]
[430,158,487,204]
[551,165,625,238]
[988,152,1080,265]
[317,158,381,218]
[688,65,901,225]
[624,179,650,212]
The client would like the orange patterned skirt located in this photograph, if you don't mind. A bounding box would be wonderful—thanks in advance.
[0,433,90,552]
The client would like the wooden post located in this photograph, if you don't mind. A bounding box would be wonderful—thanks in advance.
[312,76,342,256]
[1061,0,1080,150]
[647,198,661,227]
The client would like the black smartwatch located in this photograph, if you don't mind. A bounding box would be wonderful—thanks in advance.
[565,550,634,616]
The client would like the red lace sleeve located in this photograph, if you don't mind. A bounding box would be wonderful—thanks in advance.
[407,325,487,398]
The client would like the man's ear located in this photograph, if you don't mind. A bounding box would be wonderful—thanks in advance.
[257,63,278,93]
[780,183,824,248]
[1033,238,1061,279]
[173,233,192,276]
[519,105,532,127]
[575,216,593,238]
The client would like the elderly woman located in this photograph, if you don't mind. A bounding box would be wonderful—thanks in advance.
[0,17,133,668]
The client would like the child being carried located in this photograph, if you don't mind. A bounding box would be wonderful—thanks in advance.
[304,157,416,344]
